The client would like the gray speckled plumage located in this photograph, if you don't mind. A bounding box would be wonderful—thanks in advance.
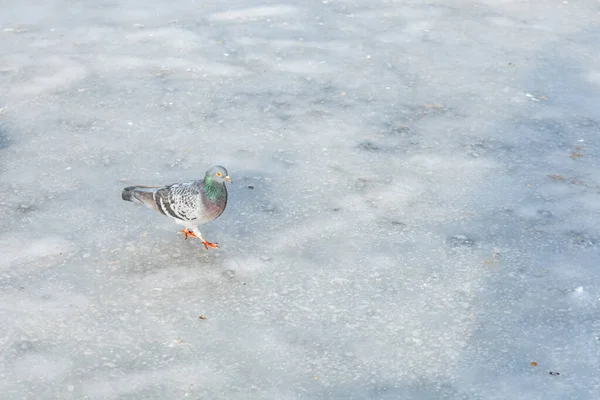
[121,165,231,249]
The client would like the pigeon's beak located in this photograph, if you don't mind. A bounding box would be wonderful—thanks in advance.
[224,176,232,183]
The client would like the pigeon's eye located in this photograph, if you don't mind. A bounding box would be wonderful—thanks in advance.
[216,172,222,177]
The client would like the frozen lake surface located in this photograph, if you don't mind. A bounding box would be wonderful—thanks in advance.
[1,1,599,398]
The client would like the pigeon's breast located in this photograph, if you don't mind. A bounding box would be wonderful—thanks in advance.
[199,189,227,222]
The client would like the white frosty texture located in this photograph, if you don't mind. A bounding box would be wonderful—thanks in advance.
[1,0,599,399]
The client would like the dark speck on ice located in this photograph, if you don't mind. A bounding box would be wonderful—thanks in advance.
[447,234,475,248]
[358,141,380,152]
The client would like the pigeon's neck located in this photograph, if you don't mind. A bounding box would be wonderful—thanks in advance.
[202,177,225,202]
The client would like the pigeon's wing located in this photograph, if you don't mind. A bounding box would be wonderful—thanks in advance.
[153,181,202,221]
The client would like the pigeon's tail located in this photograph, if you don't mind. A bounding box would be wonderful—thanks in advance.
[122,186,160,209]
[121,186,138,202]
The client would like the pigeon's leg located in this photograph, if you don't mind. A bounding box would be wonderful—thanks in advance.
[192,227,219,250]
[177,228,198,240]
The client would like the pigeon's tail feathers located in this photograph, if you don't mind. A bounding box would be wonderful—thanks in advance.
[121,186,138,202]
[122,185,161,211]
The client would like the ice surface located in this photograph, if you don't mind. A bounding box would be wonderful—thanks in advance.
[1,0,599,398]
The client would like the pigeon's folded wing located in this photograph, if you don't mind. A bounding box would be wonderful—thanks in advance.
[154,182,201,221]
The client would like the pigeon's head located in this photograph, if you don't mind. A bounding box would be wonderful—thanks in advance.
[206,165,232,184]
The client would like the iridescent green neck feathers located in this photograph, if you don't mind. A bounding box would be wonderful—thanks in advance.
[203,176,225,202]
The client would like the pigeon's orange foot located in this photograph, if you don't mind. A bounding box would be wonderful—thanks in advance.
[178,228,198,240]
[201,240,219,250]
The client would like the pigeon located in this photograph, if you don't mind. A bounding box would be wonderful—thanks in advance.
[121,165,231,249]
